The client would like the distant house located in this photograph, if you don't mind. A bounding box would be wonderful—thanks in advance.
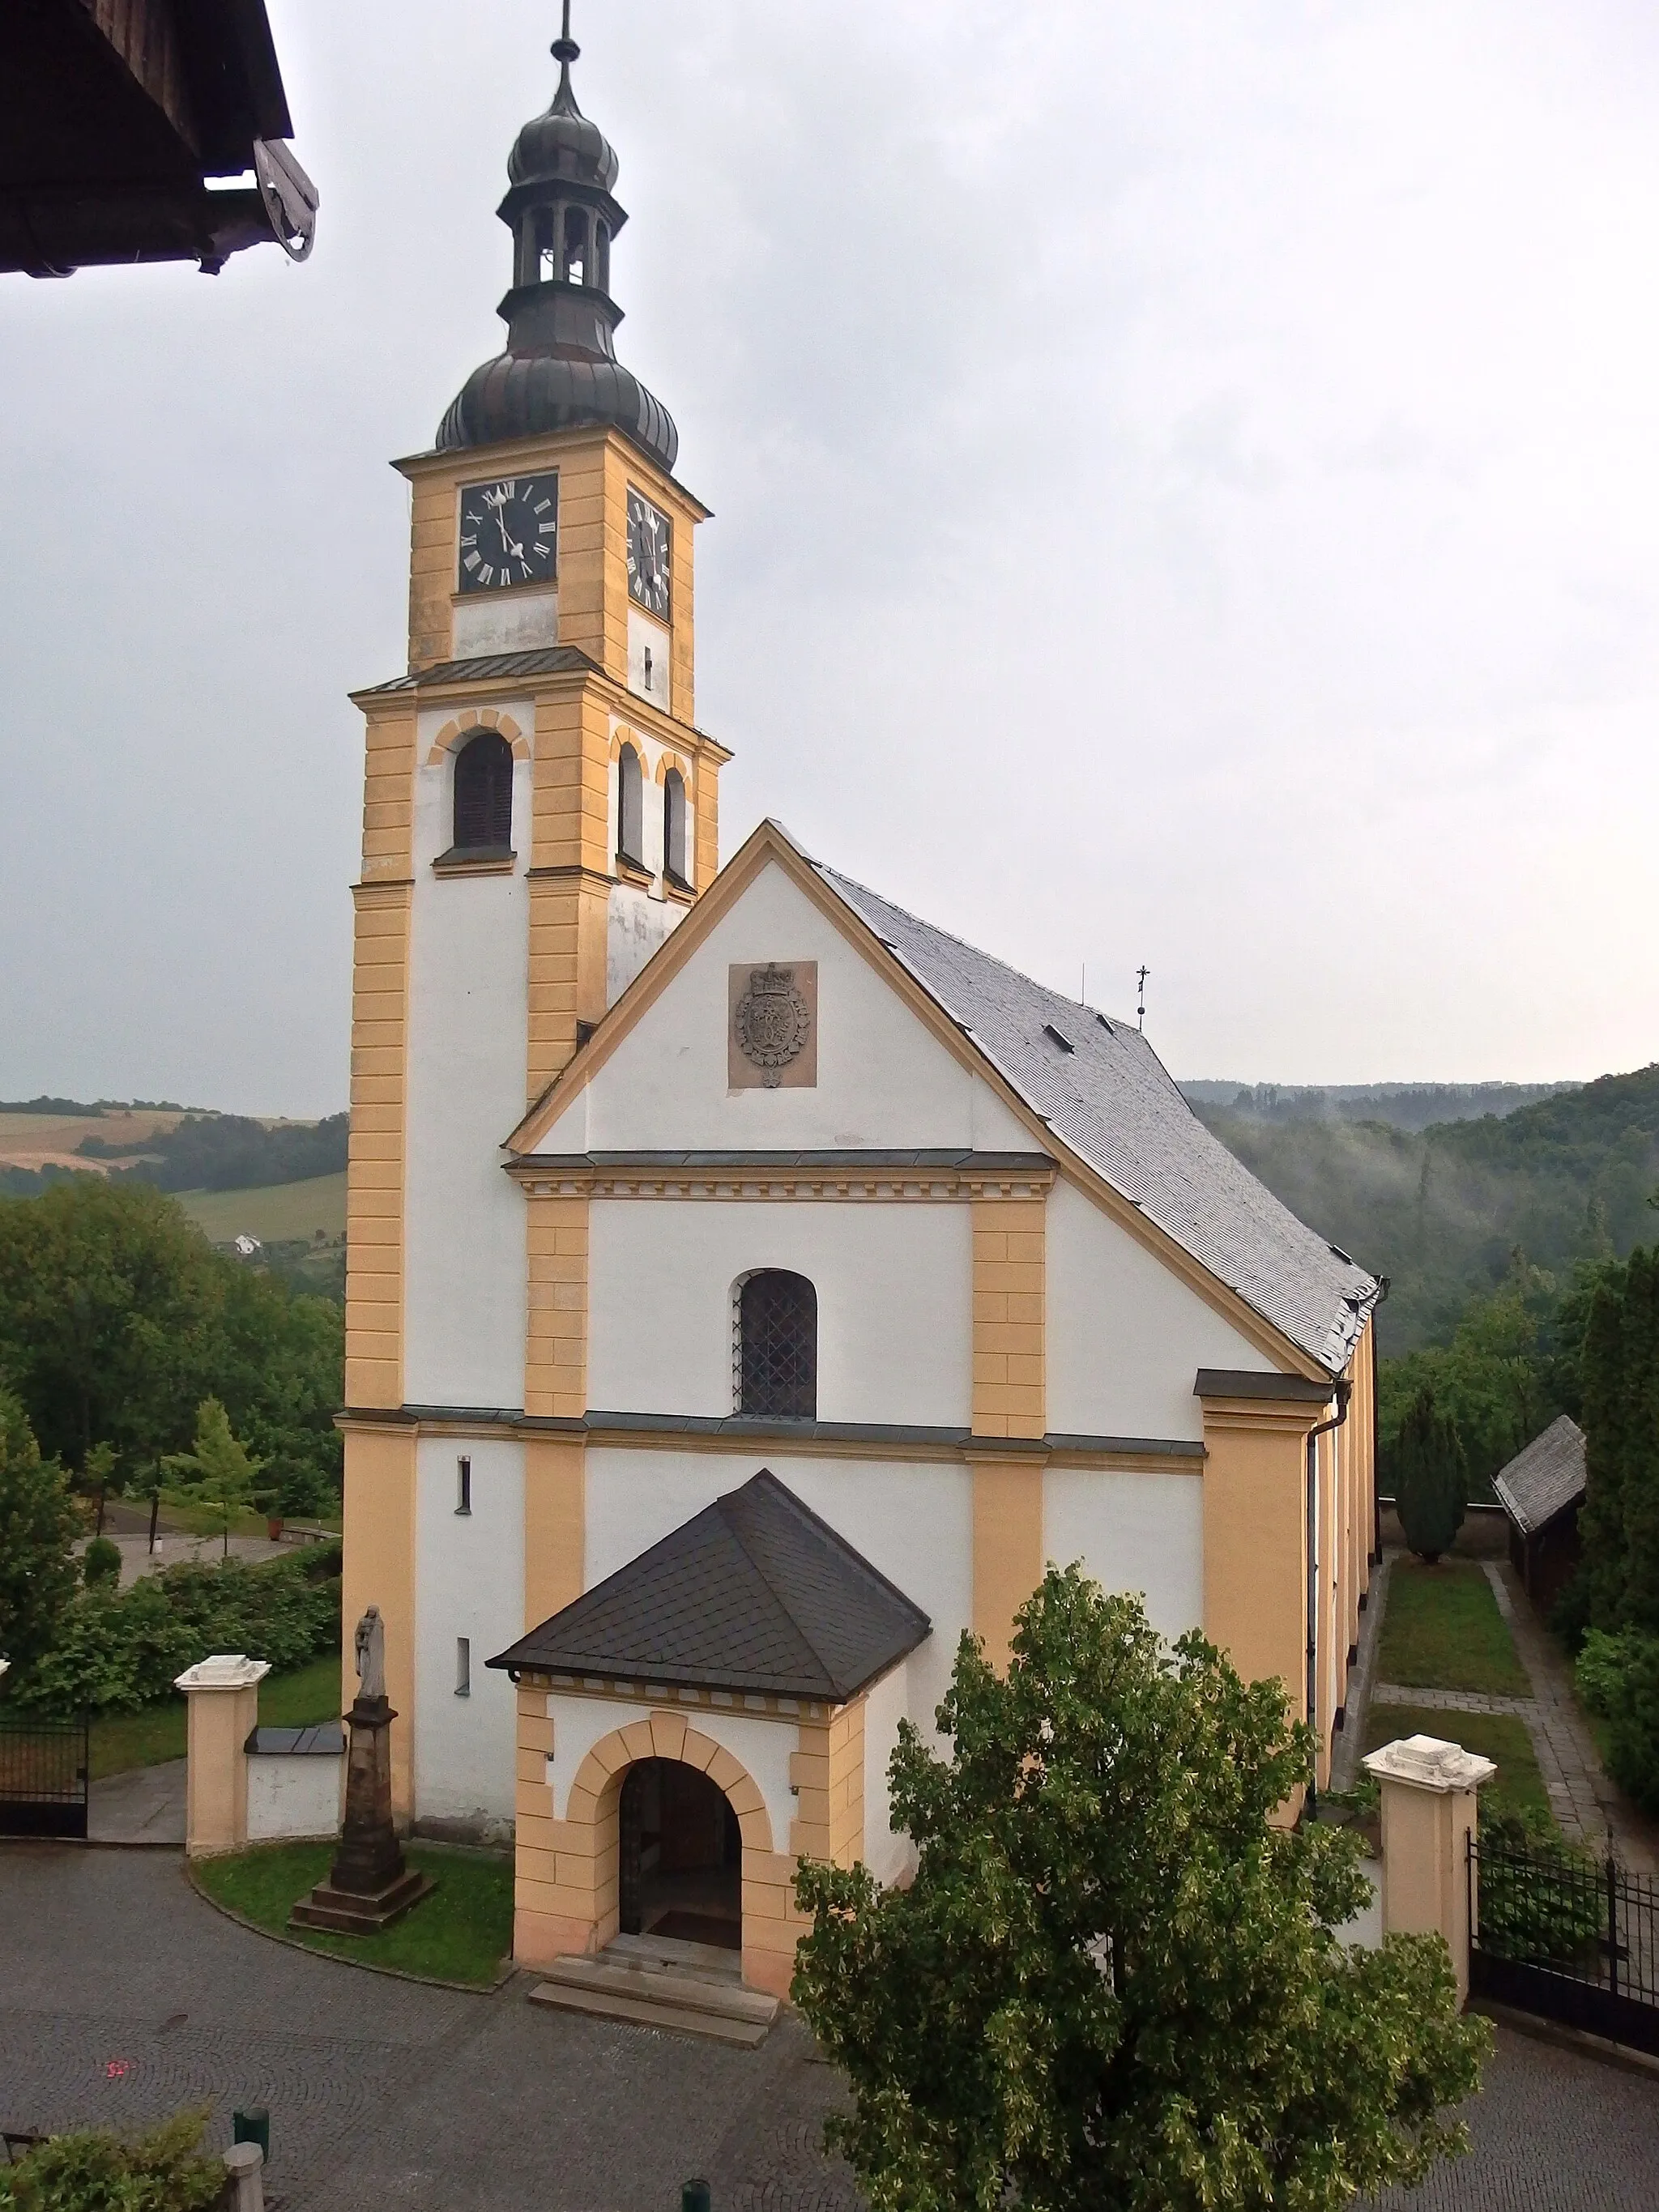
[1494,1415,1586,1613]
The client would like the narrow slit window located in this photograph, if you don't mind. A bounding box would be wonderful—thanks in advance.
[455,1637,471,1698]
[456,1455,471,1515]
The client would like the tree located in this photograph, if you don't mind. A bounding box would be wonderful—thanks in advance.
[1392,1389,1468,1562]
[162,1397,267,1557]
[1576,1247,1659,1635]
[0,1390,81,1673]
[792,1570,1488,2212]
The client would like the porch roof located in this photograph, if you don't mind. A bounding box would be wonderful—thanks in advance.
[1493,1413,1587,1536]
[487,1469,931,1703]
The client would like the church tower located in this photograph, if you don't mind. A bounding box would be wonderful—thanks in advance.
[340,13,728,1822]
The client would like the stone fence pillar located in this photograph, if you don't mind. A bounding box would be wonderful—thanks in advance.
[175,1654,271,1859]
[1363,1733,1495,2005]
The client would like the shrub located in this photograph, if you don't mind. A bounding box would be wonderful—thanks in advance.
[0,1391,82,1673]
[81,1536,122,1589]
[0,2108,222,2210]
[1475,1804,1603,1966]
[13,1545,340,1714]
[1576,1627,1659,1814]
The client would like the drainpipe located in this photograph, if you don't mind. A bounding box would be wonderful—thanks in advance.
[1304,1378,1352,1823]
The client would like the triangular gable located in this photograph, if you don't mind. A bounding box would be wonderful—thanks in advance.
[507,819,1341,1379]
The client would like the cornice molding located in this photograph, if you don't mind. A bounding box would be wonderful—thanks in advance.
[507,1151,1058,1204]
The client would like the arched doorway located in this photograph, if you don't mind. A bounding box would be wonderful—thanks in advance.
[617,1758,742,1951]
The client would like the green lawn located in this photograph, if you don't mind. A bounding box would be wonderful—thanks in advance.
[1363,1702,1552,1827]
[195,1839,512,1988]
[89,1653,342,1779]
[178,1171,347,1244]
[1375,1561,1531,1698]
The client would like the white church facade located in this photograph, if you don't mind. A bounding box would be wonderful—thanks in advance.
[339,26,1380,2000]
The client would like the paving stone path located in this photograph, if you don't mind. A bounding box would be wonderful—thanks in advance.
[1358,1554,1658,1872]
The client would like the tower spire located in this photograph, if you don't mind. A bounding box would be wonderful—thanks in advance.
[552,1,579,106]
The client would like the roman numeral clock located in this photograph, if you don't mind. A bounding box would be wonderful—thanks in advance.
[458,473,559,590]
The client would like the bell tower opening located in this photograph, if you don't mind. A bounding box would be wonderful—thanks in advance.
[617,1758,743,1951]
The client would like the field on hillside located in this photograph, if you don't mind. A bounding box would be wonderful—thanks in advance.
[0,1106,180,1174]
[180,1172,348,1244]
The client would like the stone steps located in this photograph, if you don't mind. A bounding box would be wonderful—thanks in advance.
[527,1947,778,2047]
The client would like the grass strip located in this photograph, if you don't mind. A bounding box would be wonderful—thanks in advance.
[88,1653,343,1779]
[194,1839,513,1989]
[1375,1560,1531,1698]
[1362,1702,1553,1827]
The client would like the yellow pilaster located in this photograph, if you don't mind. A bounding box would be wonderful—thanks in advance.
[340,1422,418,1822]
[523,1436,585,1633]
[524,1193,588,1418]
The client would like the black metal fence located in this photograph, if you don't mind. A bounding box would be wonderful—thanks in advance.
[0,1711,90,1839]
[1469,1831,1659,2055]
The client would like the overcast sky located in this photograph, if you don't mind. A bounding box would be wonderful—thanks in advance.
[3,1,1657,1116]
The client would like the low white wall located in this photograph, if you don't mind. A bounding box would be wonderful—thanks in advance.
[246,1753,342,1843]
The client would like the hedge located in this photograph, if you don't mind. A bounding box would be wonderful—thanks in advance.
[8,1544,340,1715]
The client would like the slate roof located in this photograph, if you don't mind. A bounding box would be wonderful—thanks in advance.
[804,843,1380,1375]
[487,1469,931,1702]
[1494,1414,1587,1536]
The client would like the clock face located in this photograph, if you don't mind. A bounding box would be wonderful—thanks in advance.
[458,472,558,592]
[626,488,672,618]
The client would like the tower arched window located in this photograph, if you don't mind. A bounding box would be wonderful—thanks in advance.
[616,743,643,868]
[452,730,514,853]
[736,1270,817,1421]
[663,768,689,888]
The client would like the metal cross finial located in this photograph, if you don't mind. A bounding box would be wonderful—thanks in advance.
[1136,965,1149,1030]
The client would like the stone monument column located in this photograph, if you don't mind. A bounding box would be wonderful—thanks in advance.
[290,1606,433,1934]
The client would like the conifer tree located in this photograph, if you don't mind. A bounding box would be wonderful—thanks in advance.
[1393,1389,1468,1563]
[0,1390,82,1672]
[1578,1247,1659,1634]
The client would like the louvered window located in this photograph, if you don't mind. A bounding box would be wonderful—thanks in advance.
[453,731,513,851]
[663,768,689,886]
[736,1270,817,1420]
[617,743,644,867]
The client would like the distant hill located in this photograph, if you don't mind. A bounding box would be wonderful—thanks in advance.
[1179,1080,1576,1132]
[0,1107,348,1201]
[1192,1065,1659,1352]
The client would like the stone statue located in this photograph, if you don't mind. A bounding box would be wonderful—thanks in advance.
[291,1599,431,1937]
[353,1605,386,1703]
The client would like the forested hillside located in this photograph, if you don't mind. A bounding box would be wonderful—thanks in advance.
[1193,1065,1659,1353]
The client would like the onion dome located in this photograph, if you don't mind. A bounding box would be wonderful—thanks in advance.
[436,5,677,472]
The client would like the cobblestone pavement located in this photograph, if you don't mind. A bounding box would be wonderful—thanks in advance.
[0,1843,857,2212]
[1367,2022,1659,2211]
[6,1843,1657,2208]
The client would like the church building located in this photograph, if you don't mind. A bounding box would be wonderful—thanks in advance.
[339,21,1381,2004]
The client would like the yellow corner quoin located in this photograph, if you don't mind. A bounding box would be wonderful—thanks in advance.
[339,1422,417,1819]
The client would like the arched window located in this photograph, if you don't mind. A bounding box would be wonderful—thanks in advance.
[453,730,513,852]
[736,1270,817,1420]
[663,768,689,887]
[616,743,643,868]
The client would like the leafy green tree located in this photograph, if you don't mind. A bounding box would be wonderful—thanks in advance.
[0,1177,343,1514]
[791,1569,1488,2212]
[1392,1390,1469,1562]
[0,1390,82,1673]
[163,1397,267,1556]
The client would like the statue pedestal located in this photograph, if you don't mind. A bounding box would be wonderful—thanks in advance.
[289,1694,433,1935]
